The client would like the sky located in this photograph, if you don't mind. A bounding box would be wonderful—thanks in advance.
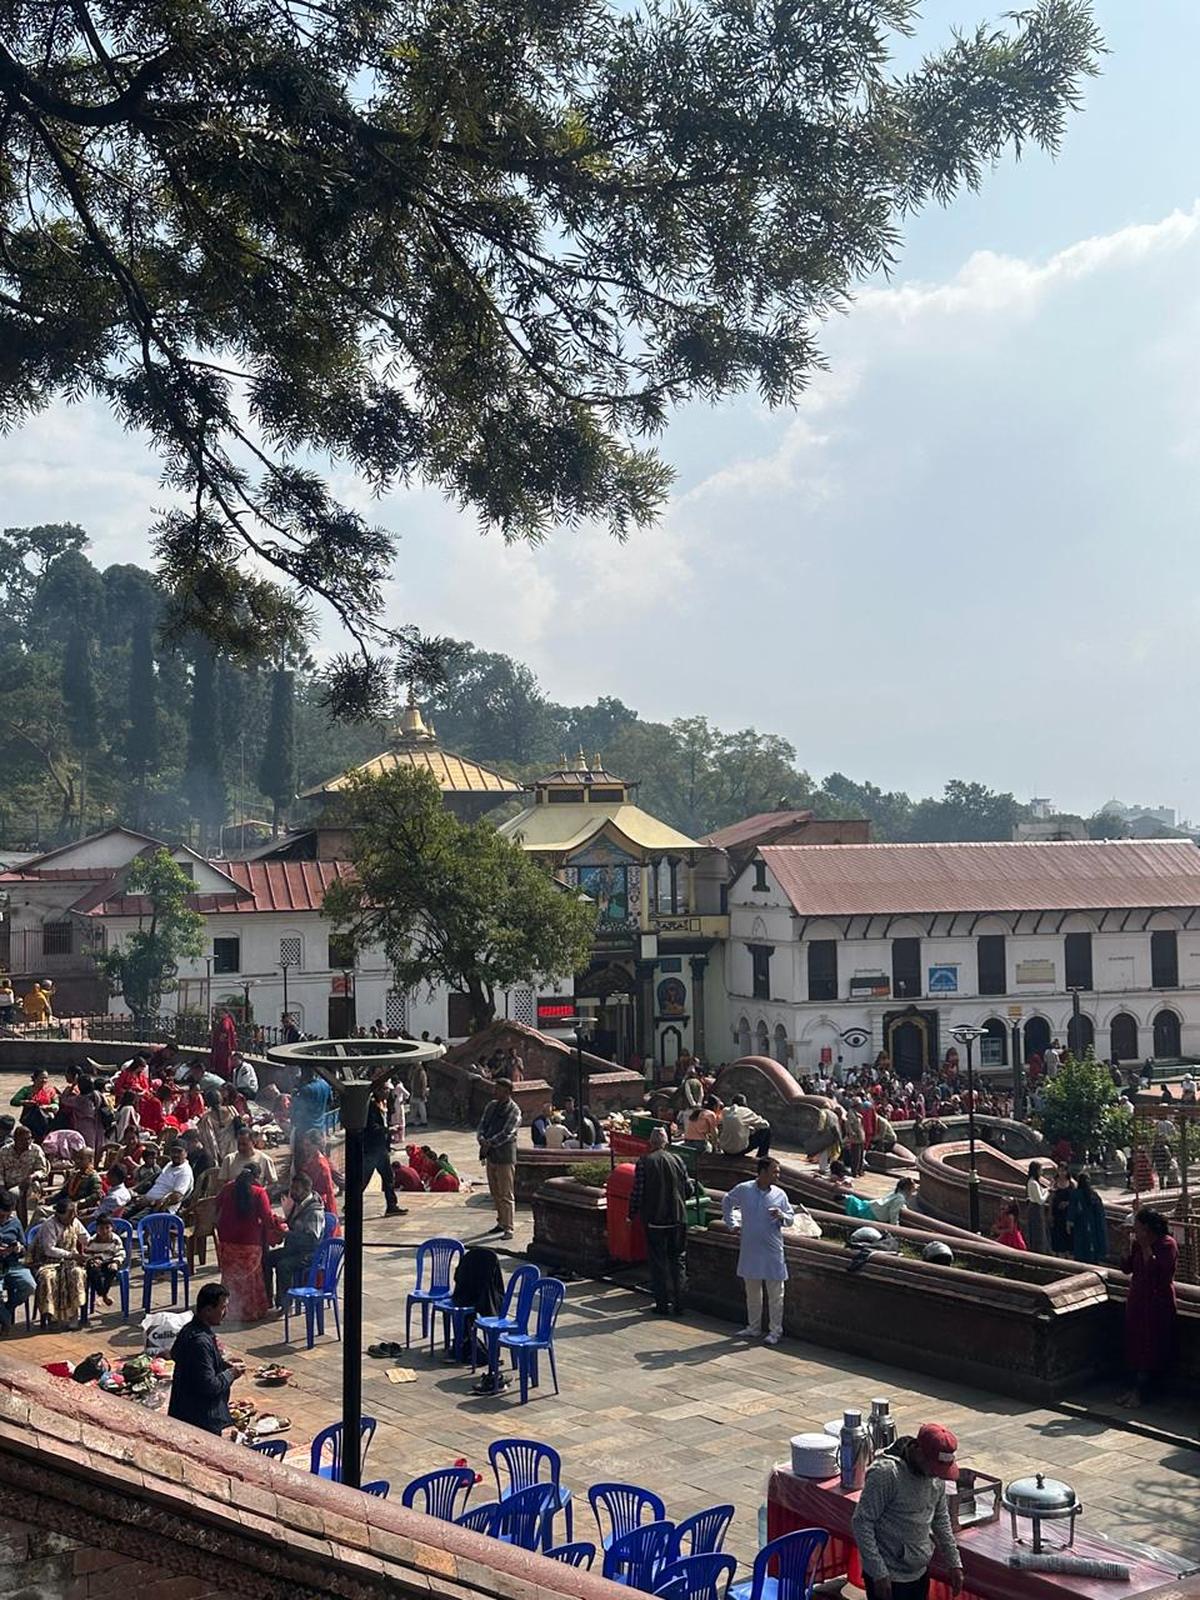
[3,1,1200,820]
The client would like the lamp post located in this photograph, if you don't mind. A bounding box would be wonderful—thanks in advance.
[1068,986,1085,1058]
[951,1024,985,1232]
[266,1038,440,1488]
[572,1000,599,1141]
[1009,1009,1025,1122]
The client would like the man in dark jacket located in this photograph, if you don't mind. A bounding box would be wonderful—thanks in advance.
[167,1283,244,1434]
[362,1080,405,1217]
[628,1127,689,1316]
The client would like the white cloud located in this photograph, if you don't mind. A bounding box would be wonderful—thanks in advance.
[857,201,1200,325]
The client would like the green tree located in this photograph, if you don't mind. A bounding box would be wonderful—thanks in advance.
[426,648,560,766]
[0,2,1101,701]
[124,625,159,827]
[557,697,639,760]
[98,849,204,1021]
[184,644,228,847]
[61,628,99,833]
[258,669,297,835]
[818,773,915,841]
[0,525,87,648]
[324,768,596,1033]
[908,780,1029,842]
[1039,1050,1119,1160]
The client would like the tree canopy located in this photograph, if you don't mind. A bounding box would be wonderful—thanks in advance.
[324,767,596,1031]
[97,848,205,1018]
[1,0,1101,704]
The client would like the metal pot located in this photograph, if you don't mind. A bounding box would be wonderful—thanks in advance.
[1003,1473,1082,1552]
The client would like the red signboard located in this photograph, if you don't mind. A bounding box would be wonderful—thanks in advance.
[537,998,575,1025]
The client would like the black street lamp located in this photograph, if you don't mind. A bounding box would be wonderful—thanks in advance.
[951,1024,984,1232]
[1010,1012,1025,1121]
[266,1038,441,1488]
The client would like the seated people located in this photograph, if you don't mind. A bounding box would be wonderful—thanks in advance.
[263,1171,326,1308]
[126,1141,195,1217]
[0,1189,36,1331]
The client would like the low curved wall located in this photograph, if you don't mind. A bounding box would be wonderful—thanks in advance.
[897,1114,1047,1161]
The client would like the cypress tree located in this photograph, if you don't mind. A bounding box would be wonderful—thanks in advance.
[62,628,98,834]
[258,669,296,835]
[184,644,228,849]
[124,626,159,827]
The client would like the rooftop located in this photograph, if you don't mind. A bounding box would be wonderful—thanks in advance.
[701,809,816,850]
[499,800,703,856]
[80,859,355,916]
[758,838,1200,917]
[301,700,521,799]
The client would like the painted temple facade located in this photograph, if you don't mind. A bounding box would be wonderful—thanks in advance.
[498,756,728,1070]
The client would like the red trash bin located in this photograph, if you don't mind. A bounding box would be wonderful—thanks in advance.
[606,1162,648,1263]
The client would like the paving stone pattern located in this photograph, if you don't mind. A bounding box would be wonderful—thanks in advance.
[7,1113,1198,1576]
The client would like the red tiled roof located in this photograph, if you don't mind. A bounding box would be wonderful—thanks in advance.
[702,809,815,849]
[0,867,116,883]
[759,839,1200,917]
[86,860,355,916]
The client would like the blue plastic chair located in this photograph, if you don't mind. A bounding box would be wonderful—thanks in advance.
[430,1292,476,1362]
[547,1542,596,1569]
[602,1521,676,1590]
[251,1439,290,1460]
[497,1277,565,1403]
[590,1482,668,1552]
[85,1217,133,1318]
[472,1263,540,1374]
[401,1465,475,1522]
[457,1501,503,1535]
[668,1505,736,1562]
[494,1481,559,1552]
[136,1213,190,1312]
[362,1481,391,1498]
[490,1437,573,1544]
[405,1237,463,1347]
[728,1529,829,1600]
[284,1237,345,1349]
[323,1210,339,1240]
[309,1417,377,1482]
[655,1553,737,1600]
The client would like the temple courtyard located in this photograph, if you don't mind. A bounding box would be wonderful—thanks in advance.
[6,1120,1199,1574]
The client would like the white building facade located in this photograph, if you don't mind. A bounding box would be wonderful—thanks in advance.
[725,840,1200,1077]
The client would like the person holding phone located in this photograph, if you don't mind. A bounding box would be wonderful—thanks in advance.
[721,1157,794,1345]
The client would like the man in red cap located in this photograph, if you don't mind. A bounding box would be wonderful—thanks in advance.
[852,1422,964,1600]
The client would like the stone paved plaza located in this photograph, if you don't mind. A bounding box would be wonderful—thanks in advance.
[7,1116,1199,1575]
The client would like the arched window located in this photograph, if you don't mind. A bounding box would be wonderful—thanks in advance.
[1023,1016,1051,1063]
[1153,1009,1181,1059]
[755,1019,770,1058]
[1066,1011,1094,1057]
[1109,1012,1138,1063]
[773,1024,789,1066]
[736,1016,751,1058]
[981,1018,1007,1066]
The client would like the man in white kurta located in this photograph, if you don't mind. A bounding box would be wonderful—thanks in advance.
[721,1157,795,1345]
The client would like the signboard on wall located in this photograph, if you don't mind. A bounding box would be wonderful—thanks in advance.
[537,998,575,1028]
[928,965,959,994]
[1016,959,1056,985]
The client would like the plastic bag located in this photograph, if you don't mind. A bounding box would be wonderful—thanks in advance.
[141,1309,190,1355]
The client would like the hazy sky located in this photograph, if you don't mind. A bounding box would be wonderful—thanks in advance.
[4,2,1199,819]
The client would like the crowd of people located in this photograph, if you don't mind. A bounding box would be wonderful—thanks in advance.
[0,1029,446,1335]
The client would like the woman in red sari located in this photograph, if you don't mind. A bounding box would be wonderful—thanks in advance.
[1120,1207,1178,1408]
[215,1166,278,1321]
[210,1009,239,1082]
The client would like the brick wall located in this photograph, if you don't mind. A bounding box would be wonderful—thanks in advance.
[0,1513,238,1600]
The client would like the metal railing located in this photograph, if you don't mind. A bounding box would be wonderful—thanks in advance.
[4,1013,299,1053]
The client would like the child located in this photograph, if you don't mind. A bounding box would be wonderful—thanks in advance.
[993,1201,1028,1252]
[83,1215,125,1307]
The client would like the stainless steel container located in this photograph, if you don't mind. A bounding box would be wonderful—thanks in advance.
[867,1398,896,1456]
[1002,1473,1082,1552]
[839,1409,871,1492]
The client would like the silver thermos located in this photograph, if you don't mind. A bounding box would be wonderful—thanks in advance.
[839,1409,871,1492]
[868,1398,896,1456]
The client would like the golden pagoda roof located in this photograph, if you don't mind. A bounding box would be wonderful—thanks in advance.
[301,700,521,799]
[498,800,702,856]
